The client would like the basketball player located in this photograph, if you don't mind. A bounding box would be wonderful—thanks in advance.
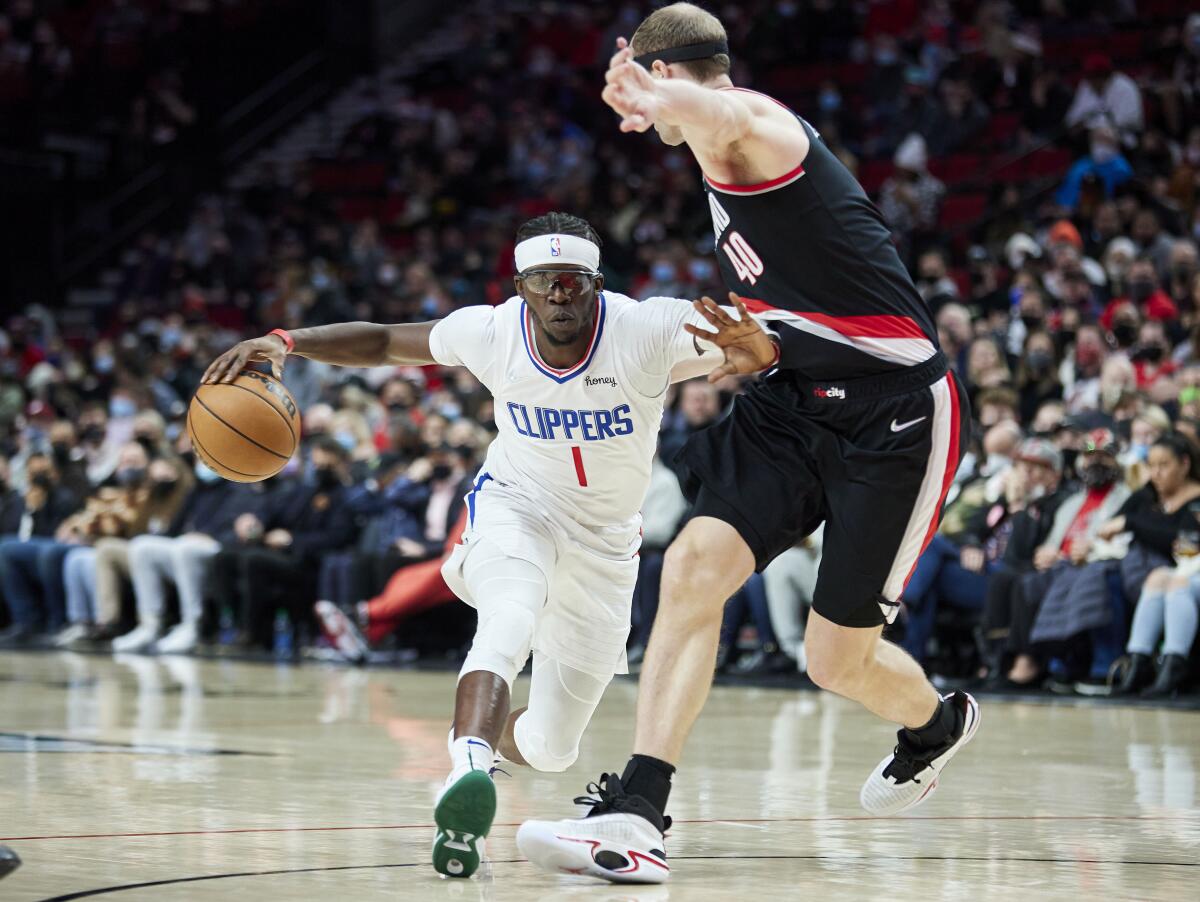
[517,4,980,884]
[201,212,776,879]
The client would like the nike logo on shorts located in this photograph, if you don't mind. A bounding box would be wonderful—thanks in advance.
[890,416,927,433]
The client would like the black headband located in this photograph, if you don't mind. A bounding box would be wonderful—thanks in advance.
[633,39,729,69]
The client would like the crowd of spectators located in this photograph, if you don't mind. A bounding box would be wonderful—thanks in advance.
[2,1,1200,699]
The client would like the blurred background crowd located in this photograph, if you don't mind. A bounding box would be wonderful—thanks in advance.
[3,0,1200,700]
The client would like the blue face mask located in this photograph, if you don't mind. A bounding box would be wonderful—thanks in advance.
[334,431,357,451]
[651,263,675,282]
[1130,443,1150,463]
[194,461,221,483]
[819,91,842,113]
[109,397,137,419]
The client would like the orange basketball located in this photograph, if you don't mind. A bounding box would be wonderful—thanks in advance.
[187,371,301,482]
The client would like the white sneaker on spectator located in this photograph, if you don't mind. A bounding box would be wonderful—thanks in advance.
[52,624,88,648]
[154,622,198,655]
[313,600,368,663]
[112,623,159,654]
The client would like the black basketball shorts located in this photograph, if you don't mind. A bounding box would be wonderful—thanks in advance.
[677,354,970,629]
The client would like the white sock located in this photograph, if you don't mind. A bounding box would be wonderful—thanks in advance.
[450,736,493,776]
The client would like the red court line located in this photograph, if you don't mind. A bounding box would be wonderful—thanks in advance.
[4,813,1195,842]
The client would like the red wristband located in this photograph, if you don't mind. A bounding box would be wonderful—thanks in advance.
[267,328,294,353]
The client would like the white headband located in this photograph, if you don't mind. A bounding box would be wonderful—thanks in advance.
[514,233,601,273]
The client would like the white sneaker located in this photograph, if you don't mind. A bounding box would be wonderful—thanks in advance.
[111,623,159,654]
[52,623,89,647]
[313,600,368,663]
[154,622,198,655]
[517,774,670,884]
[860,690,981,816]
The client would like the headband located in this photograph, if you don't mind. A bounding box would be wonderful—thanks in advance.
[633,39,729,69]
[514,234,601,273]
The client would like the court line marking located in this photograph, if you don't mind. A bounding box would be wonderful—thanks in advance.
[33,854,1200,900]
[6,813,1197,842]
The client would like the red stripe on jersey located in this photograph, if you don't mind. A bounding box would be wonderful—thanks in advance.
[737,297,931,341]
[901,376,963,590]
[704,162,806,194]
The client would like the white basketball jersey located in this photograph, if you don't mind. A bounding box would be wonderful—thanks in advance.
[428,291,720,538]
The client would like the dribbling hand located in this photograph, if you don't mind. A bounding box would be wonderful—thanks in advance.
[602,37,661,133]
[202,334,288,384]
[684,292,780,383]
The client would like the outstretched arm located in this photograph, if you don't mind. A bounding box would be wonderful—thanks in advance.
[202,321,439,384]
[602,38,806,169]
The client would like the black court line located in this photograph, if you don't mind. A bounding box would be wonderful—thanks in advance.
[35,854,1199,899]
[192,396,289,460]
[0,732,276,757]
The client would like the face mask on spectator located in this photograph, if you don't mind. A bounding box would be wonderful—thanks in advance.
[431,462,454,481]
[1020,314,1043,331]
[1080,461,1120,488]
[116,467,146,487]
[81,424,106,445]
[109,397,137,419]
[688,259,714,282]
[1173,263,1196,283]
[31,473,54,491]
[194,461,221,483]
[651,262,675,282]
[150,477,178,498]
[1132,343,1165,364]
[818,90,841,113]
[1027,349,1054,373]
[1130,279,1155,302]
[1130,443,1150,462]
[94,355,115,374]
[51,442,72,464]
[334,431,356,451]
[439,402,462,419]
[1112,322,1137,345]
[314,466,340,488]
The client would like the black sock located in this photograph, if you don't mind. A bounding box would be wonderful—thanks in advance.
[620,754,675,816]
[903,696,958,749]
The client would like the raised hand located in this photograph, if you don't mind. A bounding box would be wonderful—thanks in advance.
[684,292,779,383]
[602,37,661,133]
[202,334,288,384]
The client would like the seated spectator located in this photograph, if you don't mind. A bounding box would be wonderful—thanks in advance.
[914,248,960,312]
[1055,125,1133,211]
[1016,331,1064,424]
[1065,54,1143,146]
[903,439,1062,665]
[1112,434,1200,697]
[0,451,81,644]
[715,572,781,674]
[923,70,990,156]
[762,525,823,673]
[977,440,1070,684]
[211,438,357,651]
[110,459,264,654]
[1101,258,1180,331]
[628,456,688,666]
[1004,430,1132,685]
[56,445,191,646]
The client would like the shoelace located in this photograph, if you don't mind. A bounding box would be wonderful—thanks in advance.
[573,773,623,812]
[881,743,930,784]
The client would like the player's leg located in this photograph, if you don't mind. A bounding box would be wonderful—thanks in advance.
[805,373,978,815]
[433,536,547,878]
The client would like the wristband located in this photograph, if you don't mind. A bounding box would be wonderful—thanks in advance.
[761,337,781,371]
[267,328,294,353]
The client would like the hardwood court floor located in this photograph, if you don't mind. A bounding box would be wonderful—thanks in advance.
[1,651,1197,901]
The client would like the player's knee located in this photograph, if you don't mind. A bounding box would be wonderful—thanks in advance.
[804,640,859,693]
[513,713,579,773]
[462,597,536,689]
[662,539,734,614]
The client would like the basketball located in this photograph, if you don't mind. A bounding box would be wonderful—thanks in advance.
[187,370,301,482]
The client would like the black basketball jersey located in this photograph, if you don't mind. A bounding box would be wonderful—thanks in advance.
[703,89,939,381]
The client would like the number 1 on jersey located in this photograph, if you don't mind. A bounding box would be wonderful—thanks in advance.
[571,446,588,487]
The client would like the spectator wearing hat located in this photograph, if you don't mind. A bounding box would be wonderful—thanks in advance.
[975,438,1069,684]
[1056,126,1133,211]
[879,133,945,264]
[1006,430,1132,685]
[1065,54,1143,146]
[901,437,1065,665]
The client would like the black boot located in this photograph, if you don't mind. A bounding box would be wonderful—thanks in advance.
[1141,654,1189,699]
[1112,653,1154,696]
